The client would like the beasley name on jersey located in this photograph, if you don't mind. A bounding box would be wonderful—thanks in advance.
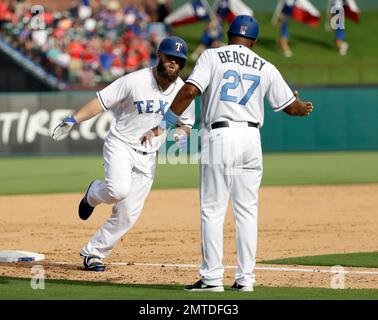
[217,49,266,71]
[186,45,295,127]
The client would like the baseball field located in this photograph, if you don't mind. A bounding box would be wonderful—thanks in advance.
[1,3,378,302]
[0,151,378,299]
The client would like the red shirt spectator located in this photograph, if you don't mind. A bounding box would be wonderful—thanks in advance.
[125,48,140,72]
[0,2,12,21]
[136,39,150,62]
[68,41,85,59]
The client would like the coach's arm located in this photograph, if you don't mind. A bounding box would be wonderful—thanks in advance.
[170,83,200,116]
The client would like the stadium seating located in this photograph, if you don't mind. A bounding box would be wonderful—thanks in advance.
[0,0,168,89]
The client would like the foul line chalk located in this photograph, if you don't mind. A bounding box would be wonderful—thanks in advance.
[51,261,378,276]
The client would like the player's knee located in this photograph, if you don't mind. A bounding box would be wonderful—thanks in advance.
[107,183,130,201]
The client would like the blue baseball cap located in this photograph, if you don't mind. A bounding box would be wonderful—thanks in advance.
[228,15,259,40]
[158,36,188,61]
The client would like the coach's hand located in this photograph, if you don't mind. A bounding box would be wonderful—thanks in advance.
[52,116,77,141]
[140,126,165,148]
[284,91,314,117]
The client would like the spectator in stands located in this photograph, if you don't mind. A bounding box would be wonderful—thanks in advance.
[156,0,172,23]
[79,0,92,21]
[279,12,293,58]
[31,28,49,49]
[68,37,84,83]
[81,62,96,86]
[327,1,349,56]
[110,46,125,78]
[68,1,80,19]
[0,1,13,25]
[190,17,224,61]
[0,0,161,87]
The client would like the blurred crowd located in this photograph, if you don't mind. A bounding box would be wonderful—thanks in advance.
[0,0,173,86]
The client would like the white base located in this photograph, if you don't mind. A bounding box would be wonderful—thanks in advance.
[0,250,45,263]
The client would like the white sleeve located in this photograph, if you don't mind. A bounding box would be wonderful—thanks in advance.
[266,66,295,112]
[176,100,196,128]
[186,50,212,93]
[96,75,130,111]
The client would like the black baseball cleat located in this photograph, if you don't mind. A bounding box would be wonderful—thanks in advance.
[231,282,254,292]
[82,255,105,272]
[184,279,224,292]
[78,181,95,220]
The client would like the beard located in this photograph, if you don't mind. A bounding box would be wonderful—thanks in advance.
[156,60,180,82]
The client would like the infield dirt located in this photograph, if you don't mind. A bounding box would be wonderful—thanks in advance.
[1,184,377,289]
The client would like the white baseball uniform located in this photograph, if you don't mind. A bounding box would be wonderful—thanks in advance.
[186,44,294,286]
[81,67,195,259]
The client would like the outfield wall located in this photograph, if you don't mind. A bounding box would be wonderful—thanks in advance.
[0,87,377,155]
[262,86,378,151]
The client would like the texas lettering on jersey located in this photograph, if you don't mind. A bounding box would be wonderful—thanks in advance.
[96,68,195,153]
[133,100,169,115]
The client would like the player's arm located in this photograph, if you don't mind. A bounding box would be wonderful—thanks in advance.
[283,91,314,116]
[73,98,104,123]
[52,75,128,141]
[51,98,103,141]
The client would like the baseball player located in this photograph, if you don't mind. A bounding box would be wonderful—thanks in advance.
[142,16,314,292]
[52,36,195,272]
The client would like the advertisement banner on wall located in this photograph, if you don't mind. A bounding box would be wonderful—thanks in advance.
[0,92,113,155]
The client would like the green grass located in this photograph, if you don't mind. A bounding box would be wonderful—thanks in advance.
[260,152,378,186]
[0,276,377,300]
[0,151,377,195]
[173,11,378,84]
[261,252,378,268]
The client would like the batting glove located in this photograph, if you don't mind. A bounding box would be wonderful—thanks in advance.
[52,116,77,141]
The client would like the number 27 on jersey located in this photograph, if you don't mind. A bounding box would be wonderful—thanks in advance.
[220,70,261,106]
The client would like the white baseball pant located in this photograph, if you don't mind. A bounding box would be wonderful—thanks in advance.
[199,122,263,287]
[81,137,156,259]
